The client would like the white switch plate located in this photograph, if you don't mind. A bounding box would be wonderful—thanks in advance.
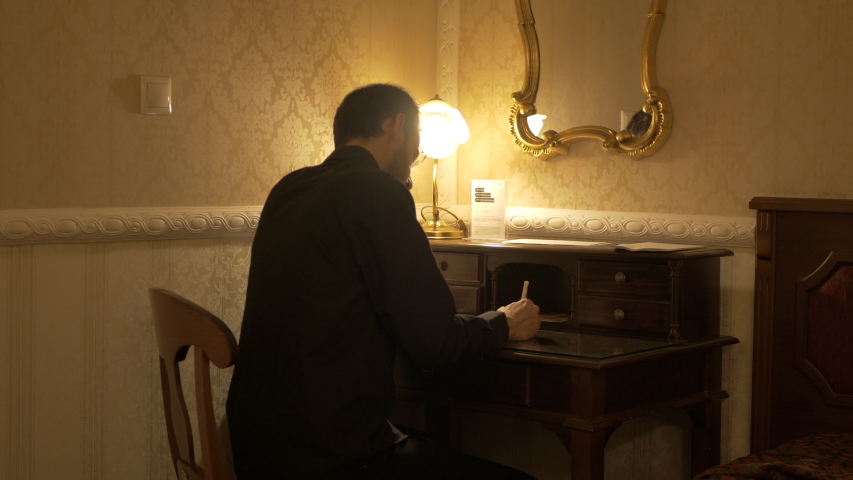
[620,110,634,131]
[140,76,172,115]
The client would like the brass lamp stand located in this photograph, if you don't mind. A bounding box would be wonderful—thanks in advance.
[422,157,466,239]
[418,95,469,239]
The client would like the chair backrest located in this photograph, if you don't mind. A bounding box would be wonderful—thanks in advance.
[149,288,238,480]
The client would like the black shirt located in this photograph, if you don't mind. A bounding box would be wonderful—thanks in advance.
[226,146,509,478]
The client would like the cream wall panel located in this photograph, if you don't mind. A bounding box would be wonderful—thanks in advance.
[83,244,106,480]
[1,247,12,479]
[3,246,34,480]
[101,241,162,479]
[721,248,755,462]
[30,244,88,478]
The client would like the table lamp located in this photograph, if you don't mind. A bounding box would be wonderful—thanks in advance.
[418,96,470,239]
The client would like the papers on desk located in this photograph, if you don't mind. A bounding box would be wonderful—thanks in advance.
[614,242,706,252]
[502,238,614,247]
[502,239,706,252]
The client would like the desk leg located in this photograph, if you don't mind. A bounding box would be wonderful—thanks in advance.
[686,401,722,476]
[544,424,617,480]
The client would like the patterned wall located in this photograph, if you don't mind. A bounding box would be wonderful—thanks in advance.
[5,0,852,479]
[0,0,437,209]
[456,0,853,217]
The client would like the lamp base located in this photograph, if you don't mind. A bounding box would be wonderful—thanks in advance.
[423,221,465,239]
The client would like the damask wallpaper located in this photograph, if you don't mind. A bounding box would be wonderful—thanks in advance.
[3,0,853,479]
[5,0,850,216]
[457,0,853,218]
[0,0,437,209]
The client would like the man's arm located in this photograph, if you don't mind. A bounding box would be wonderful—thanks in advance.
[347,177,538,367]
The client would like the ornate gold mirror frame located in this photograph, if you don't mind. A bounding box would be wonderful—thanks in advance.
[510,0,672,160]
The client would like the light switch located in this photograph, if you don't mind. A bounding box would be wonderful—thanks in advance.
[140,76,172,115]
[620,110,634,131]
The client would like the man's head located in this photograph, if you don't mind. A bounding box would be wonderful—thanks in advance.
[334,84,421,187]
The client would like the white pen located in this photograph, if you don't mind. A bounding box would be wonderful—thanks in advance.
[521,280,529,300]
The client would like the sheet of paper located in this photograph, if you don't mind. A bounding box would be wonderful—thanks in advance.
[614,242,706,252]
[469,180,507,240]
[502,238,614,247]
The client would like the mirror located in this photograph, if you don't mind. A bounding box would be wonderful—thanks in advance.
[510,0,672,160]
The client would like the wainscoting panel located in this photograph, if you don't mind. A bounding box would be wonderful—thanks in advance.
[102,241,158,479]
[1,246,14,480]
[0,238,255,480]
[31,244,88,478]
[5,245,34,480]
[0,207,755,480]
[83,243,105,480]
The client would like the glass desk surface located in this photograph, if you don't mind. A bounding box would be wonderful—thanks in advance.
[504,329,686,359]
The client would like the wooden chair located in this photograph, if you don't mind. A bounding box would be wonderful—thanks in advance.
[149,288,238,480]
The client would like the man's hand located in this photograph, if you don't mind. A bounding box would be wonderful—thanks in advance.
[498,298,541,342]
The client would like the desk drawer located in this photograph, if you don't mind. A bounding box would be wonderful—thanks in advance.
[448,285,481,315]
[434,253,482,283]
[578,261,670,297]
[578,296,671,337]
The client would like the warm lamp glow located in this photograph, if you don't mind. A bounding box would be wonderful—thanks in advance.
[527,114,546,136]
[418,97,470,159]
[416,96,469,239]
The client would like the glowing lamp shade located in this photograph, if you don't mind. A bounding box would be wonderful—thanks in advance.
[417,96,469,239]
[527,114,546,137]
[418,98,470,159]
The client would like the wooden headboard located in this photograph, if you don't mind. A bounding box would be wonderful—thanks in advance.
[750,197,853,452]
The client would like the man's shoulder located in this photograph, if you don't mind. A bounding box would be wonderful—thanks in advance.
[264,160,412,216]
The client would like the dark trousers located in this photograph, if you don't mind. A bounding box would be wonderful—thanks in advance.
[345,428,537,480]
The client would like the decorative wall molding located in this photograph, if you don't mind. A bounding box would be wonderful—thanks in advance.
[504,207,756,248]
[0,207,262,246]
[1,206,755,248]
[436,0,459,207]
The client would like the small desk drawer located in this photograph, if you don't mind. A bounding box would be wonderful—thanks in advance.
[578,261,670,297]
[434,253,482,283]
[578,296,671,337]
[449,285,481,315]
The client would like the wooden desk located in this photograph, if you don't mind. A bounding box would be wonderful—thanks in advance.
[395,240,738,479]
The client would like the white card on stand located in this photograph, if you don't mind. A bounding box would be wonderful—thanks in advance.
[469,180,507,240]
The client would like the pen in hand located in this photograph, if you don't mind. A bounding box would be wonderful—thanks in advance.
[501,280,540,341]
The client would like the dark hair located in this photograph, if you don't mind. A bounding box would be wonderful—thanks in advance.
[627,110,652,137]
[333,84,420,147]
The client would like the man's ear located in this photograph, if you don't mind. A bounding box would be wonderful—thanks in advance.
[387,113,407,148]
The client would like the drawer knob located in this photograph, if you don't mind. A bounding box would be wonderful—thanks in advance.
[613,309,625,321]
[439,260,449,271]
[615,272,626,284]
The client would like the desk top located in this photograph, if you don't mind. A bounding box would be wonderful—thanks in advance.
[506,330,686,360]
[496,333,738,369]
[431,239,733,260]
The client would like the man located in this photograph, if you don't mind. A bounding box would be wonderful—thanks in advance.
[226,84,541,479]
